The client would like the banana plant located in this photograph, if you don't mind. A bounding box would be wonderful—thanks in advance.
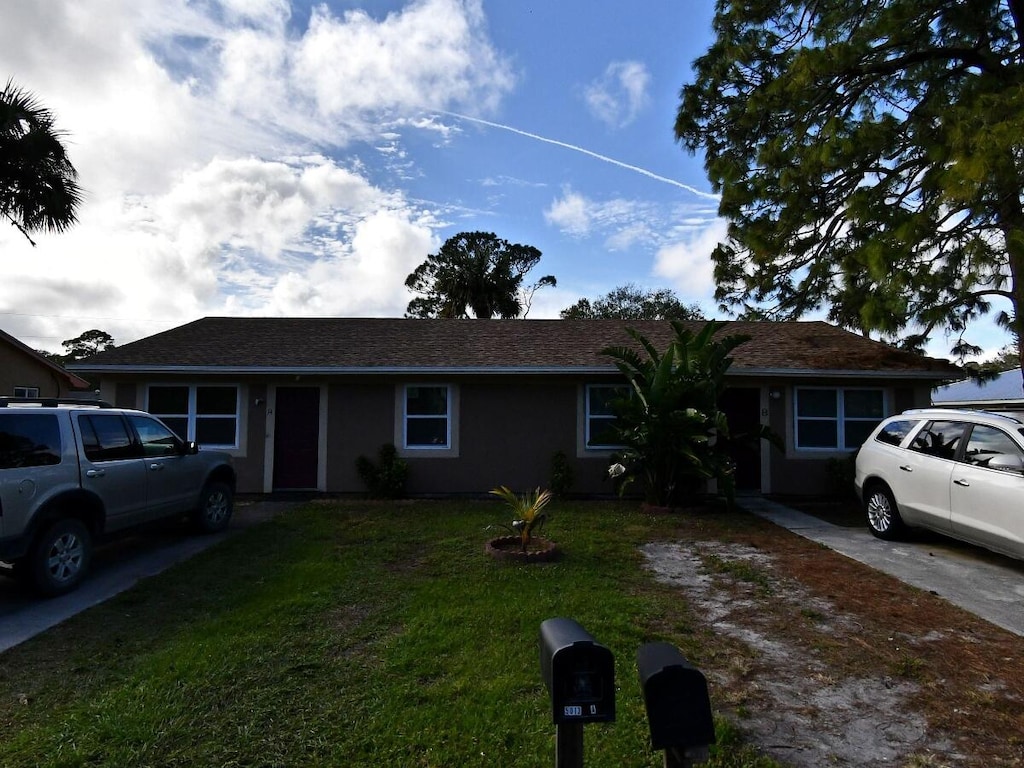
[488,486,554,552]
[602,320,774,507]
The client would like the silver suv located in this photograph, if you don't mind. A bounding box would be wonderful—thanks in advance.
[854,407,1024,560]
[0,398,235,596]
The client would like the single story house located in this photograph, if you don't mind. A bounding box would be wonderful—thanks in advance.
[71,317,961,498]
[932,368,1024,413]
[1,328,90,398]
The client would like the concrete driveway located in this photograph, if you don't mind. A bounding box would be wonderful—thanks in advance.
[0,501,290,654]
[743,497,1024,637]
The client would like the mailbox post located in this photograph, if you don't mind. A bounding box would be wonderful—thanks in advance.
[539,618,616,768]
[636,642,715,768]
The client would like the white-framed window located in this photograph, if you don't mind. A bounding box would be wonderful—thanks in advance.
[13,386,39,398]
[403,384,451,449]
[146,384,240,449]
[795,387,885,450]
[585,384,628,449]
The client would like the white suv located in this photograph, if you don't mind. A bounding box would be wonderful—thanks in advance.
[854,408,1024,560]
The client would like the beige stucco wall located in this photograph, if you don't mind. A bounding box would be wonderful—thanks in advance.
[93,372,941,498]
[321,376,615,496]
[766,380,934,496]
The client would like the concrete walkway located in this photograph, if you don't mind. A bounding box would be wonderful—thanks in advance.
[742,497,1024,637]
[0,501,290,654]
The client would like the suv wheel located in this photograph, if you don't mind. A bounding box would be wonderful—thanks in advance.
[192,482,233,533]
[865,483,906,541]
[28,518,92,597]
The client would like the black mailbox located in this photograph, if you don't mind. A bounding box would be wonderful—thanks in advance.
[539,618,615,724]
[636,642,715,750]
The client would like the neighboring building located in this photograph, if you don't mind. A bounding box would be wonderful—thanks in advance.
[71,318,961,498]
[932,368,1024,413]
[0,328,90,398]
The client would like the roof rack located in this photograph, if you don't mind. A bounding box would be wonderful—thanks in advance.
[902,406,1024,425]
[0,397,113,408]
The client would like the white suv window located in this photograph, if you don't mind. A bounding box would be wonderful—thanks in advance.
[907,421,966,461]
[961,425,1024,471]
[874,418,921,447]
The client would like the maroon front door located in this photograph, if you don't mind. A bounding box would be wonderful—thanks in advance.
[273,386,320,490]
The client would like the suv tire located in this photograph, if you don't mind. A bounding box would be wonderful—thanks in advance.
[864,483,906,541]
[27,518,93,597]
[192,482,233,533]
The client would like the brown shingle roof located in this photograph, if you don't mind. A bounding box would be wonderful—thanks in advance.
[71,317,961,378]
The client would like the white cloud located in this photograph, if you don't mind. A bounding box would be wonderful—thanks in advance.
[304,208,437,315]
[584,60,650,129]
[291,0,514,129]
[652,218,728,302]
[0,3,221,196]
[145,156,437,317]
[157,156,381,260]
[544,190,592,236]
[219,0,291,27]
[524,286,578,320]
[606,222,653,251]
[0,0,516,351]
[0,150,436,347]
[1,0,515,190]
[544,187,662,251]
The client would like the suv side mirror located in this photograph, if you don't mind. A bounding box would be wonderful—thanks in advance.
[539,617,615,724]
[185,440,200,455]
[987,454,1024,473]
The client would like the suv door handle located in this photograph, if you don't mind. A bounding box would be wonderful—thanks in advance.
[149,463,164,471]
[85,469,105,478]
[899,465,913,472]
[953,478,970,487]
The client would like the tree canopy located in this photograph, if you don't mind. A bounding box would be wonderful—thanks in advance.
[1,79,82,244]
[60,329,115,362]
[968,342,1020,374]
[675,0,1024,376]
[404,231,555,319]
[560,283,704,320]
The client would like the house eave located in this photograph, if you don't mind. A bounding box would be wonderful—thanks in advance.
[72,364,956,380]
[72,365,622,375]
[730,368,958,381]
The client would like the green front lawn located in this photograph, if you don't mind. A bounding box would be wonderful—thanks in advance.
[0,501,776,767]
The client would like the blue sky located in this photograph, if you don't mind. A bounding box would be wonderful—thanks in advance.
[0,0,1008,360]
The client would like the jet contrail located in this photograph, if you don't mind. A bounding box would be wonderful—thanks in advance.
[440,112,720,201]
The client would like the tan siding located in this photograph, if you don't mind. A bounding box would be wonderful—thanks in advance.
[324,381,395,494]
[92,373,947,499]
[0,346,67,397]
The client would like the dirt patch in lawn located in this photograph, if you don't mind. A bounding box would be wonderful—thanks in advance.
[641,507,1024,767]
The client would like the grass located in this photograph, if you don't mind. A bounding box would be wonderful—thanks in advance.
[702,553,773,595]
[0,500,779,768]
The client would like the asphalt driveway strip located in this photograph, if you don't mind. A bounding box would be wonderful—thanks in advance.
[741,496,1024,637]
[0,500,293,655]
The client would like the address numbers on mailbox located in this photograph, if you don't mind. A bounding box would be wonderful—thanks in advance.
[539,617,616,725]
